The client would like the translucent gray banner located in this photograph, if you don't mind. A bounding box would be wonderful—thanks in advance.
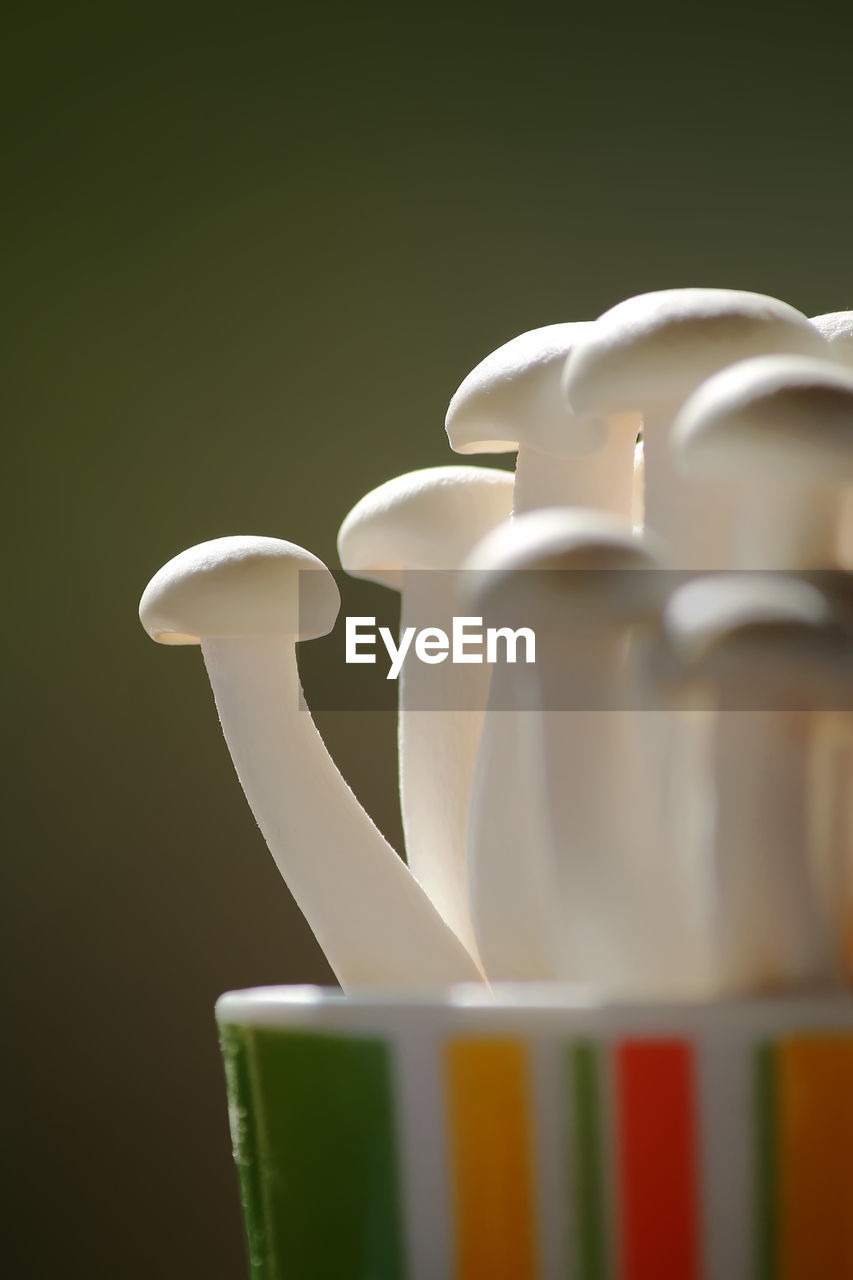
[298,569,853,711]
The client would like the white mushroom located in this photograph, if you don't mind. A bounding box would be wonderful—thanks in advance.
[662,574,849,992]
[445,323,638,517]
[463,509,688,992]
[673,355,853,570]
[810,313,853,976]
[139,535,481,990]
[443,326,641,978]
[812,312,853,565]
[812,310,853,365]
[674,347,853,984]
[337,467,513,956]
[562,288,827,568]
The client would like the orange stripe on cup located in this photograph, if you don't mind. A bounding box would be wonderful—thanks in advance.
[616,1039,701,1280]
[778,1036,853,1280]
[445,1038,538,1280]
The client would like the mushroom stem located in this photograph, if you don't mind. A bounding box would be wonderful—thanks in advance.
[641,405,734,568]
[396,572,489,957]
[838,495,853,568]
[733,482,841,569]
[709,709,833,990]
[631,439,644,529]
[513,435,635,516]
[809,716,853,978]
[337,466,513,955]
[201,635,482,989]
[536,628,701,992]
[465,673,562,980]
[535,633,644,983]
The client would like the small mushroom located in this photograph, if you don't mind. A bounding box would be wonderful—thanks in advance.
[809,315,853,968]
[673,354,853,569]
[812,310,853,365]
[445,323,638,516]
[337,467,513,956]
[812,312,853,565]
[139,535,481,990]
[562,289,826,568]
[662,573,850,992]
[463,509,686,991]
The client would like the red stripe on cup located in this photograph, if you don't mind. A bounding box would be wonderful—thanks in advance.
[616,1039,701,1280]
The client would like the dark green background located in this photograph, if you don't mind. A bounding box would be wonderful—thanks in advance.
[4,3,851,1276]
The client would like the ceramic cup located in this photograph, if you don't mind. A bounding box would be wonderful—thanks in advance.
[217,984,853,1280]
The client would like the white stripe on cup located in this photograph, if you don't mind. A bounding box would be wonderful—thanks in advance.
[697,1022,753,1280]
[392,1028,452,1280]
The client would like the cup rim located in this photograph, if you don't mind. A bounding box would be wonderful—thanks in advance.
[216,982,853,1031]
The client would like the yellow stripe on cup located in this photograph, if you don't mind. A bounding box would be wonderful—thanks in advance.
[445,1038,539,1280]
[778,1036,853,1280]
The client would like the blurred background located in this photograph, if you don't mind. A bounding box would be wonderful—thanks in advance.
[4,2,851,1274]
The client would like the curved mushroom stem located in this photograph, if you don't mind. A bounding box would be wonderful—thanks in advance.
[709,709,836,991]
[513,434,635,517]
[201,635,482,989]
[397,572,489,958]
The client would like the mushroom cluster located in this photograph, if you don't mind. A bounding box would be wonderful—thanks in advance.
[139,290,853,999]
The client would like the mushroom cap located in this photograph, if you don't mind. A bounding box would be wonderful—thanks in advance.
[811,311,853,368]
[139,535,340,644]
[662,573,849,703]
[337,465,514,589]
[563,288,826,416]
[462,507,664,628]
[445,322,607,459]
[673,355,853,484]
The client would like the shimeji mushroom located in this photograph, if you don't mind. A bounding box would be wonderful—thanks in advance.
[462,509,690,991]
[445,323,639,517]
[139,535,481,990]
[812,310,853,365]
[674,355,853,988]
[812,312,853,565]
[673,355,853,570]
[337,467,513,957]
[562,289,827,569]
[662,574,850,992]
[809,313,853,965]
[444,325,641,976]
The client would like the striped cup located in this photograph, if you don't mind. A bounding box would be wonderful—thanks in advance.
[217,984,853,1280]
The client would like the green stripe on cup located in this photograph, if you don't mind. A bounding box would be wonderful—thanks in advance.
[220,1022,269,1274]
[570,1042,609,1280]
[218,1024,405,1280]
[755,1043,779,1280]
